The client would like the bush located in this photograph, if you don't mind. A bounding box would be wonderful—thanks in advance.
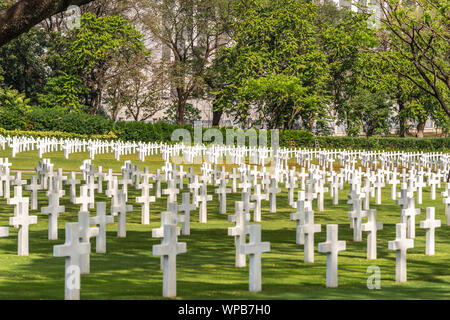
[0,87,31,130]
[27,108,113,135]
[0,127,117,140]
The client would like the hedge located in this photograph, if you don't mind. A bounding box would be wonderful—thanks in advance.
[0,127,118,141]
[1,108,449,151]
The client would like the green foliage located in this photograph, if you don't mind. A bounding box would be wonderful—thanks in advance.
[164,103,201,124]
[27,107,113,135]
[0,127,117,141]
[37,72,89,112]
[0,28,49,104]
[342,88,392,137]
[67,12,145,74]
[214,0,332,129]
[113,121,193,143]
[0,86,32,130]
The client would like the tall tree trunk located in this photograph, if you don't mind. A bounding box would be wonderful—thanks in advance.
[397,100,408,137]
[212,109,222,126]
[176,98,186,125]
[416,121,425,138]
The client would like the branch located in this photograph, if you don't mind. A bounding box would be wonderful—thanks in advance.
[0,0,94,47]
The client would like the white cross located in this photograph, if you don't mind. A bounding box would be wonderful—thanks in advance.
[74,185,93,212]
[10,201,37,256]
[290,197,308,245]
[198,182,212,223]
[388,223,414,282]
[301,209,321,263]
[251,184,268,222]
[240,224,270,292]
[152,223,187,297]
[163,179,179,203]
[228,201,250,267]
[111,190,133,238]
[401,197,420,239]
[41,192,65,240]
[268,178,281,213]
[136,180,156,225]
[25,175,43,210]
[78,210,99,274]
[361,209,383,259]
[178,192,195,235]
[215,178,231,214]
[64,171,80,203]
[89,202,114,253]
[419,207,441,255]
[318,224,346,288]
[188,175,201,207]
[53,222,90,300]
[153,169,164,198]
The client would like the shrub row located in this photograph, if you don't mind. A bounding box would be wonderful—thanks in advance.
[0,127,117,141]
[0,107,448,151]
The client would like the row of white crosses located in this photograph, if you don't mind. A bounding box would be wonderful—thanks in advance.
[0,151,448,298]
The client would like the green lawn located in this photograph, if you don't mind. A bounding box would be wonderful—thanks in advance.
[0,147,449,300]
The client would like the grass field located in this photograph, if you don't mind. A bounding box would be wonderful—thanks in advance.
[0,147,449,300]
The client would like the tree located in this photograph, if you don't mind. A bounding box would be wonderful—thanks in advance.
[62,12,147,114]
[0,0,95,47]
[214,0,337,130]
[0,27,49,103]
[139,0,234,124]
[103,52,169,122]
[377,0,450,117]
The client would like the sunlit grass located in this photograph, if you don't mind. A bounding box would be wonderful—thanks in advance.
[0,147,448,300]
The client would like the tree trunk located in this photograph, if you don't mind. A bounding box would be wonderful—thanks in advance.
[0,0,94,47]
[397,100,407,137]
[176,98,186,125]
[416,121,425,138]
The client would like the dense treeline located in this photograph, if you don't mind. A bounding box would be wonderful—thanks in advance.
[0,0,448,138]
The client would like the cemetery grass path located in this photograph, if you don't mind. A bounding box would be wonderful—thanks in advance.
[0,148,449,299]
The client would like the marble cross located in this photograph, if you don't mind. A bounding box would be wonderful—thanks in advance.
[318,224,346,288]
[401,197,420,239]
[111,190,133,238]
[240,224,270,292]
[10,201,37,256]
[361,209,383,259]
[53,222,90,300]
[419,207,441,255]
[178,192,195,235]
[228,201,250,267]
[152,223,187,297]
[41,191,65,240]
[188,175,201,207]
[290,196,307,245]
[215,178,231,214]
[389,170,400,200]
[74,185,93,212]
[136,179,156,225]
[163,179,180,203]
[388,223,414,282]
[89,202,114,253]
[268,178,281,213]
[301,209,321,263]
[229,168,239,193]
[78,210,99,274]
[153,169,163,198]
[251,184,268,222]
[25,176,43,210]
[198,182,212,223]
